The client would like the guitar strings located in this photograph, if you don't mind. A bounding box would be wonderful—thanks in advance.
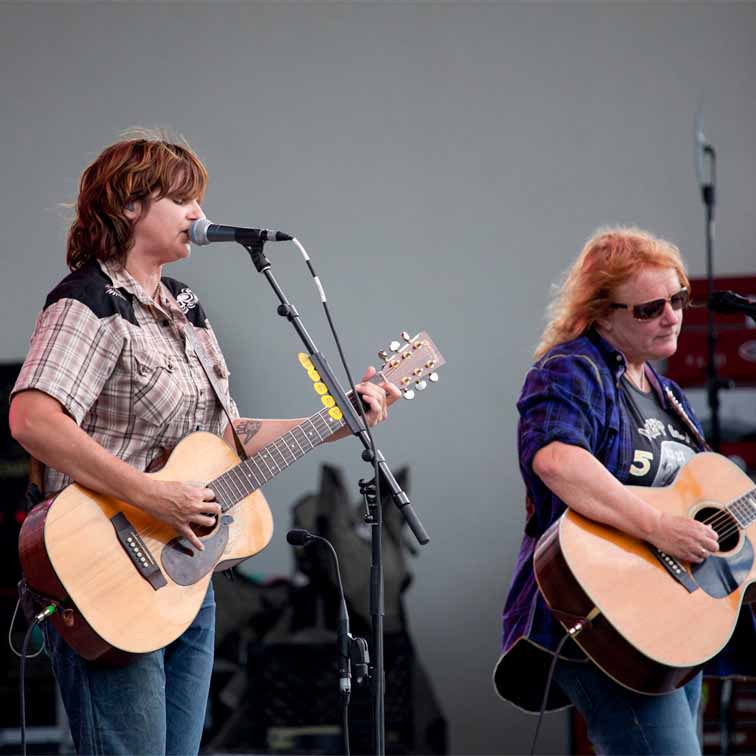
[651,490,756,554]
[136,412,340,547]
[692,492,756,546]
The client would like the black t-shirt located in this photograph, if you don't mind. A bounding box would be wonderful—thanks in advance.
[619,376,698,487]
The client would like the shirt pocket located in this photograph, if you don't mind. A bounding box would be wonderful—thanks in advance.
[132,350,184,427]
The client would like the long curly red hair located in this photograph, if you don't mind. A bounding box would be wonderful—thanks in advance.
[535,227,690,358]
[66,130,208,270]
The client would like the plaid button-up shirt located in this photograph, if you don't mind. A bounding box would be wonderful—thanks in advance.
[13,259,239,494]
[495,329,756,712]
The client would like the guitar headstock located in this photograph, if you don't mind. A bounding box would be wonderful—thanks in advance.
[377,330,445,399]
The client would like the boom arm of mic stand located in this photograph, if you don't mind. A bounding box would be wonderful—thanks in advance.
[241,240,429,547]
[309,353,429,545]
[372,449,429,545]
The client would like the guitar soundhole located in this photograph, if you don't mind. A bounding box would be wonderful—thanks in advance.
[191,516,219,539]
[694,507,739,553]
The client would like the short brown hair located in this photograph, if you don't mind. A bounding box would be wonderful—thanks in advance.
[66,129,208,270]
[535,226,690,358]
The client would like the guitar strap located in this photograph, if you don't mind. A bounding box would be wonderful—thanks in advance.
[180,319,249,462]
[25,456,47,510]
[663,386,713,453]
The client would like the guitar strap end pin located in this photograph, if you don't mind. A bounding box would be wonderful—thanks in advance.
[567,607,600,637]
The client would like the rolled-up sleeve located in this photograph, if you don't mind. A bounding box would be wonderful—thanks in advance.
[518,353,607,475]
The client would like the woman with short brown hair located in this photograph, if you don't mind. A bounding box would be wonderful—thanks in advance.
[11,130,398,755]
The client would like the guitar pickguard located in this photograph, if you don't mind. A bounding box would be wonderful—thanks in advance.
[161,515,234,586]
[692,537,754,599]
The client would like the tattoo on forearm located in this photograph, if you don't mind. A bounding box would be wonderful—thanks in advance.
[235,419,262,444]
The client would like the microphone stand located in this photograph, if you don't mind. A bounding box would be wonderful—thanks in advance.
[700,143,729,451]
[243,240,429,756]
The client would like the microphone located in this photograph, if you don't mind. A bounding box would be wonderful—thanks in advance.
[708,290,756,318]
[286,528,315,547]
[695,109,708,188]
[694,109,715,210]
[189,218,293,246]
[286,528,353,696]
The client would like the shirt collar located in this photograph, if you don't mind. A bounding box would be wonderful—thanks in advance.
[98,259,165,308]
[586,327,670,407]
[586,328,626,381]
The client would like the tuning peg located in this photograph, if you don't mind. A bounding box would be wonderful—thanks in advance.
[378,350,389,361]
[401,331,411,342]
[416,380,427,391]
[403,389,415,400]
[429,372,439,383]
[389,340,401,352]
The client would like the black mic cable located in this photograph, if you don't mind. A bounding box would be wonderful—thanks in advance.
[12,602,56,756]
[286,528,355,756]
[289,234,384,565]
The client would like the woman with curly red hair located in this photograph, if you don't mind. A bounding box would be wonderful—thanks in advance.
[494,227,732,754]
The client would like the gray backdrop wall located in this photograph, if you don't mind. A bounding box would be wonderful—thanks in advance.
[2,2,755,754]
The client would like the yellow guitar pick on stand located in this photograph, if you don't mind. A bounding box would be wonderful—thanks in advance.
[298,353,343,421]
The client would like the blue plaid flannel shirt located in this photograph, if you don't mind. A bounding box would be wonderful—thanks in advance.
[495,328,756,712]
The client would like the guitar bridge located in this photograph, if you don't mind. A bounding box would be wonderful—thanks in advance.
[110,513,167,590]
[650,547,698,594]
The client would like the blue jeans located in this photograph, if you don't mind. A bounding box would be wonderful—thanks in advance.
[43,583,215,755]
[554,659,702,755]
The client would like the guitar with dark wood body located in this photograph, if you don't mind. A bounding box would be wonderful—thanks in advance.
[534,452,756,694]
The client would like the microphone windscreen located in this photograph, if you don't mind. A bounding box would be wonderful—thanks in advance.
[188,218,212,245]
[286,528,311,546]
[708,290,748,313]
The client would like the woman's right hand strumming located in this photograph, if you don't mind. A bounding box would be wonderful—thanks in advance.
[141,479,221,551]
[533,440,719,564]
[648,511,719,564]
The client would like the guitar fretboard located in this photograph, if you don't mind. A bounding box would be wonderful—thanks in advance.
[727,488,756,529]
[207,400,349,511]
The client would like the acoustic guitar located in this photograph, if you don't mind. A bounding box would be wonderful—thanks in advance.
[19,331,444,661]
[534,452,756,694]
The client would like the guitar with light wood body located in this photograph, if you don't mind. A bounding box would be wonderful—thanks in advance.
[19,331,444,661]
[534,452,756,694]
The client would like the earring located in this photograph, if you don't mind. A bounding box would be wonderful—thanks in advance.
[125,201,135,211]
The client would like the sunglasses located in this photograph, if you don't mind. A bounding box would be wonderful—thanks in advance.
[609,287,690,321]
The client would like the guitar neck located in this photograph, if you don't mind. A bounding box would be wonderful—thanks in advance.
[204,329,445,511]
[726,486,756,528]
[207,385,367,511]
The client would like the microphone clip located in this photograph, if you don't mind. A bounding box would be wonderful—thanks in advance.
[242,239,270,273]
[349,635,370,687]
[340,633,370,697]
